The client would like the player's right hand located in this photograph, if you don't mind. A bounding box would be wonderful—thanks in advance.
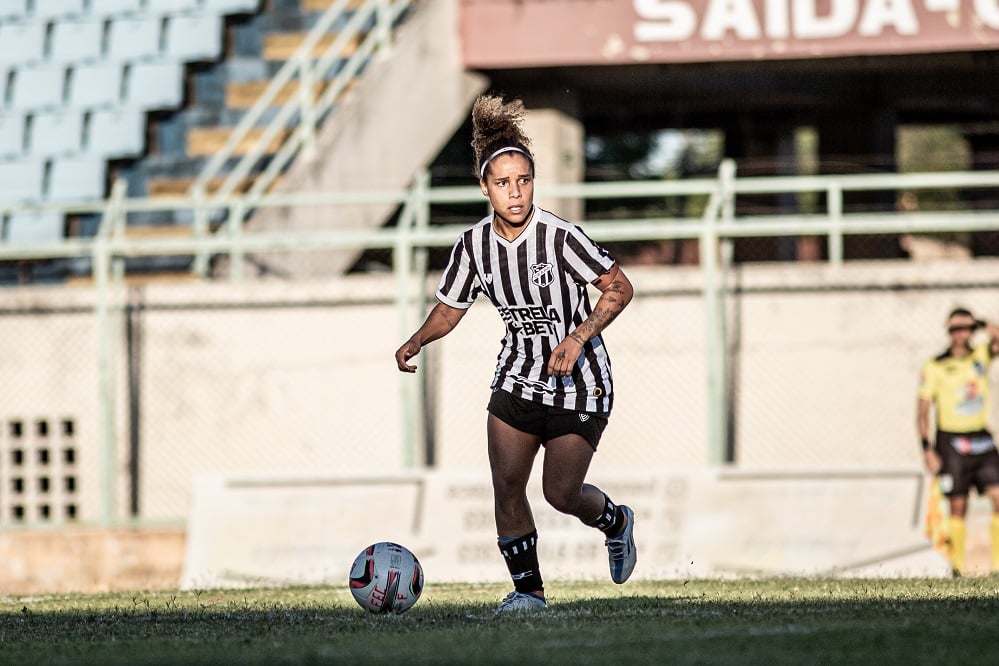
[395,339,421,373]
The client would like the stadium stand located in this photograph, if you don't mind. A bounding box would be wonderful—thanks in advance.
[0,0,349,273]
[0,0,472,282]
[0,0,468,286]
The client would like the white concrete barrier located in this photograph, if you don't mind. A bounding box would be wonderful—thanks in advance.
[181,467,951,589]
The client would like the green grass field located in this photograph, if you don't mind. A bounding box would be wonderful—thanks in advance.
[3,577,999,664]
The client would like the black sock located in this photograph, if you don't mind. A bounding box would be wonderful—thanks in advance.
[498,530,544,594]
[583,493,624,536]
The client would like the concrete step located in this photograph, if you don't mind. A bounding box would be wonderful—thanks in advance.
[262,30,361,61]
[226,80,326,109]
[146,175,279,198]
[301,0,366,11]
[186,126,289,157]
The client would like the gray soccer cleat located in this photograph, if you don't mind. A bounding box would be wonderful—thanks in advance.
[605,505,637,584]
[494,591,547,613]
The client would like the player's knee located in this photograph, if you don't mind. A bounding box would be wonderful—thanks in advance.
[492,474,525,500]
[543,484,579,515]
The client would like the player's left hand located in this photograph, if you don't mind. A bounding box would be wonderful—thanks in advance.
[547,336,583,378]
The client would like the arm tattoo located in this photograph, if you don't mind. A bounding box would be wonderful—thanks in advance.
[571,279,627,343]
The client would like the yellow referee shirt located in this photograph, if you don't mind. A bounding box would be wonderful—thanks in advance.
[919,342,993,433]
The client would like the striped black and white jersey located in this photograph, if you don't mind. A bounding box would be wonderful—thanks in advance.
[436,206,617,413]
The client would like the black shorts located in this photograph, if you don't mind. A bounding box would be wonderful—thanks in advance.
[937,430,999,496]
[487,389,608,451]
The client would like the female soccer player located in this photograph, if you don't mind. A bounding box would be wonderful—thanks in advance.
[394,94,637,612]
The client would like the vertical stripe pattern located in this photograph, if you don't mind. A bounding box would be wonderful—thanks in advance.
[435,207,616,413]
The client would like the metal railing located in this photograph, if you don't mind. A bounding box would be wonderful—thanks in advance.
[8,163,997,266]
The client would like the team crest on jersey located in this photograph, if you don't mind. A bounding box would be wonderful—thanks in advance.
[530,263,554,287]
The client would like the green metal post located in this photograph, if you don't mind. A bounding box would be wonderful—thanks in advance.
[702,160,735,465]
[828,183,844,266]
[396,172,430,468]
[95,179,126,525]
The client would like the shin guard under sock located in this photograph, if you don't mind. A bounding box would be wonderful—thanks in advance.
[498,530,544,594]
[583,493,625,536]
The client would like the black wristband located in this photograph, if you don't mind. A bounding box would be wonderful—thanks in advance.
[921,438,931,451]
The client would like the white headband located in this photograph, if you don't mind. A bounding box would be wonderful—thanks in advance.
[479,146,532,179]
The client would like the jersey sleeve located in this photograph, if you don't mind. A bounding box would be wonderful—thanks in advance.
[917,360,938,401]
[562,224,616,285]
[435,231,481,310]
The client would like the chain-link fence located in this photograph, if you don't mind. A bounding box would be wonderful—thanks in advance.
[5,255,999,526]
[3,169,999,526]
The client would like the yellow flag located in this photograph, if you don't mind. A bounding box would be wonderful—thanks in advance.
[925,476,950,561]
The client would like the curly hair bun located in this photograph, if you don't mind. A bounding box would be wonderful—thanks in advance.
[471,94,534,178]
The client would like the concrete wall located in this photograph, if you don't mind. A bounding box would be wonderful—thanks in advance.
[179,468,953,590]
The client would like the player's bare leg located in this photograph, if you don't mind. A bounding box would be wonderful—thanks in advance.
[541,434,604,519]
[488,414,541,536]
[488,414,546,610]
[543,434,637,584]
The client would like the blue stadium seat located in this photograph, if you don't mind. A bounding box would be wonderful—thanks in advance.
[11,66,67,111]
[145,0,202,11]
[29,111,83,156]
[0,159,45,203]
[0,113,26,159]
[0,22,47,66]
[48,156,106,200]
[87,0,143,16]
[87,108,145,158]
[125,61,184,109]
[50,18,105,63]
[0,1,29,21]
[108,17,163,61]
[203,0,261,12]
[70,63,123,109]
[31,0,87,19]
[165,14,223,61]
[3,212,64,245]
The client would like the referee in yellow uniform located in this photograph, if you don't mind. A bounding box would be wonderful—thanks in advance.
[918,308,999,575]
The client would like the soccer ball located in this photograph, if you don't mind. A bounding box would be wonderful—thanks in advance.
[348,542,424,614]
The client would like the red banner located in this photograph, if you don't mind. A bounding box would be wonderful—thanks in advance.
[461,0,999,67]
